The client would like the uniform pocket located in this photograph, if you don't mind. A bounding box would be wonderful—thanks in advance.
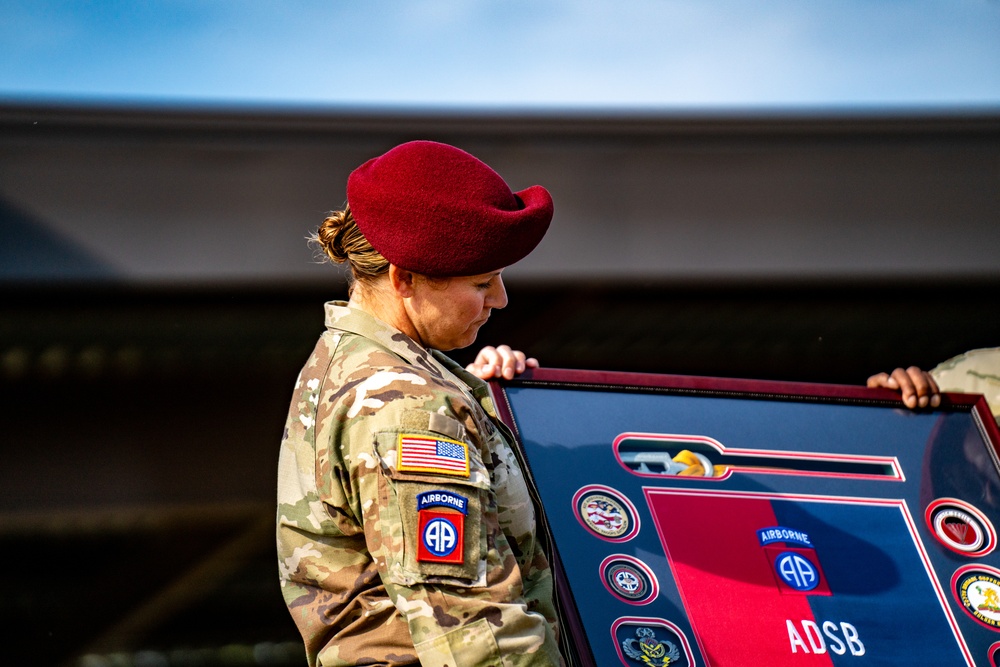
[413,617,501,667]
[373,414,490,586]
[395,480,484,582]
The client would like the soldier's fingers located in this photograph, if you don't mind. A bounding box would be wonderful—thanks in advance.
[514,353,527,374]
[508,355,538,378]
[467,345,503,379]
[904,366,939,408]
[474,345,500,366]
[494,345,521,380]
[511,350,532,374]
[466,361,495,379]
[928,374,941,407]
[469,345,536,380]
[890,367,919,408]
[866,371,896,389]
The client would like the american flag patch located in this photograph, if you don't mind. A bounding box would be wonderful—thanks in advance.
[397,434,470,477]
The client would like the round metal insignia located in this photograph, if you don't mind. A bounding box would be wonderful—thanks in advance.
[573,485,640,542]
[926,498,996,557]
[600,554,659,605]
[953,565,1000,630]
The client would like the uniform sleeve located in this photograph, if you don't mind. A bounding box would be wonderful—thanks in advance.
[340,368,562,667]
[930,348,1000,422]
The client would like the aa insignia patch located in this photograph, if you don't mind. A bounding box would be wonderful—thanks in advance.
[398,434,470,477]
[758,525,831,596]
[416,489,468,564]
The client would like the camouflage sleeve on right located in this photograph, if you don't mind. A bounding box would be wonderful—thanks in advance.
[930,347,1000,421]
[278,325,562,667]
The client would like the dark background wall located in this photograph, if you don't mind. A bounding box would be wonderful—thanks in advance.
[2,103,998,666]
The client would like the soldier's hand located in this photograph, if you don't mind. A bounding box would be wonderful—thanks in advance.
[867,366,941,409]
[467,344,538,380]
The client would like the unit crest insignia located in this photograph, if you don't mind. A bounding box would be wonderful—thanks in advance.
[953,565,1000,630]
[926,498,995,557]
[586,494,627,535]
[612,618,693,667]
[573,484,640,542]
[622,627,681,667]
[601,554,659,605]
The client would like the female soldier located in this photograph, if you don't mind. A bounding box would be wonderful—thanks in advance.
[276,141,563,667]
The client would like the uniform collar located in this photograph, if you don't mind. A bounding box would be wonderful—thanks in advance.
[324,300,430,364]
[323,300,497,414]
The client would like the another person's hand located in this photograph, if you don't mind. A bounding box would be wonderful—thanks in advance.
[467,344,539,380]
[867,366,941,409]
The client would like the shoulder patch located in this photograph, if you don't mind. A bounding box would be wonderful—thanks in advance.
[416,489,469,565]
[417,509,465,564]
[397,434,470,477]
[417,490,469,514]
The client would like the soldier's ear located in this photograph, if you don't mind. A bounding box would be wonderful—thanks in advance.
[389,264,416,298]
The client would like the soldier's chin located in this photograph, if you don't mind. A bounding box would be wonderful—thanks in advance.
[454,324,485,350]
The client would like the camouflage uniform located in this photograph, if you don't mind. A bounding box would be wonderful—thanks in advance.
[277,302,563,667]
[931,347,1000,423]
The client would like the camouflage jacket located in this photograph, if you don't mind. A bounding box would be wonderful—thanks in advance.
[931,347,1000,423]
[277,302,563,667]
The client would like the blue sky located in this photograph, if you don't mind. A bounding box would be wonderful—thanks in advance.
[1,0,999,110]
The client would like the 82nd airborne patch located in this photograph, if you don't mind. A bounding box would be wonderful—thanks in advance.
[416,490,468,564]
[758,526,831,596]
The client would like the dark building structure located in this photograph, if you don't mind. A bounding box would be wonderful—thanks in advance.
[1,103,998,665]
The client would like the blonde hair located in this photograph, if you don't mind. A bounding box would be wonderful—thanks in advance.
[311,206,389,293]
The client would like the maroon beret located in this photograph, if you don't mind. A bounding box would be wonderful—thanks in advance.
[346,140,553,277]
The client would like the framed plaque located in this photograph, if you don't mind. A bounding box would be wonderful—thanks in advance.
[492,369,1000,667]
